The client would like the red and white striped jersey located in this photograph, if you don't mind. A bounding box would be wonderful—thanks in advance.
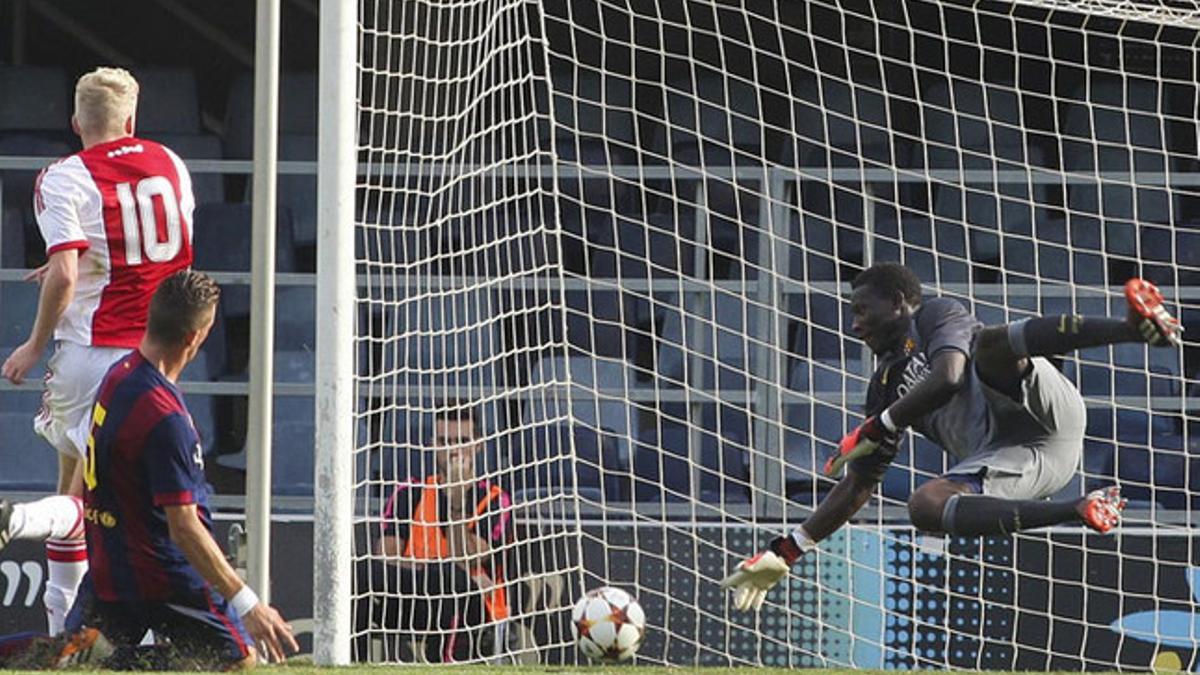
[34,137,195,348]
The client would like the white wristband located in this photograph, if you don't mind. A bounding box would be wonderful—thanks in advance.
[230,585,260,618]
[879,408,898,433]
[790,526,820,553]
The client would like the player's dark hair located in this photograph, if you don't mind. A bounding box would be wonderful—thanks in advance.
[851,262,923,305]
[433,399,481,439]
[146,270,220,347]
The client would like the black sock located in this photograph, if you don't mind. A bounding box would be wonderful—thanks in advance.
[1009,315,1141,358]
[941,494,1080,535]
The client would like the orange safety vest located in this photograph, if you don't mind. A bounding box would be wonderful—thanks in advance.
[402,475,510,620]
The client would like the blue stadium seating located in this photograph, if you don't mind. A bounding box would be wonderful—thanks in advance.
[148,132,225,204]
[0,282,50,383]
[698,404,751,502]
[0,136,73,235]
[656,68,761,166]
[916,78,1049,281]
[632,409,691,502]
[223,71,317,159]
[214,348,318,494]
[237,134,317,267]
[0,392,58,490]
[0,66,70,133]
[500,421,621,503]
[274,286,316,353]
[549,63,639,189]
[192,202,297,319]
[1,207,24,267]
[277,134,317,250]
[791,187,868,280]
[129,66,202,134]
[179,352,216,453]
[782,423,819,501]
[271,404,316,495]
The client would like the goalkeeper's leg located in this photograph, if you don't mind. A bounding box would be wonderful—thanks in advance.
[975,277,1182,391]
[910,476,1124,535]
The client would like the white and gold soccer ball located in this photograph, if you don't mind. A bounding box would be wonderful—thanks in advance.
[570,586,646,662]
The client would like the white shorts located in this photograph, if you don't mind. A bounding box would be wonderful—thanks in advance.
[34,341,131,459]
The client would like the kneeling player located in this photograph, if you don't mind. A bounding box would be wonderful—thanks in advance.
[56,271,295,668]
[723,263,1181,611]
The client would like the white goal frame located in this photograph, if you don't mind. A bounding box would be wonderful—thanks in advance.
[313,0,358,665]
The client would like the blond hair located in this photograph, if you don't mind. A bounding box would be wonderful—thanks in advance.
[74,67,139,135]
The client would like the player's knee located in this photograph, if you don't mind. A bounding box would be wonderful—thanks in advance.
[907,489,948,533]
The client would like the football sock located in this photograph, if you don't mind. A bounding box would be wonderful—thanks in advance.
[44,541,87,636]
[1008,315,1141,358]
[941,494,1080,535]
[8,496,84,540]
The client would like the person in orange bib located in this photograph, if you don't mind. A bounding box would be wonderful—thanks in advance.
[353,401,513,663]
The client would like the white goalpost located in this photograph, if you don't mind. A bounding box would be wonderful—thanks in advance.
[316,0,1200,667]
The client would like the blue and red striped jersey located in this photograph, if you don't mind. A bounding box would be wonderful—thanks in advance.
[82,350,211,603]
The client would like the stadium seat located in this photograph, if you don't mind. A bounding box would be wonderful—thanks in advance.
[504,421,620,503]
[277,134,317,252]
[528,355,635,433]
[917,78,1047,281]
[179,353,217,454]
[656,68,761,166]
[223,71,317,159]
[272,398,316,495]
[645,211,695,278]
[1058,78,1179,282]
[0,282,49,384]
[192,202,296,273]
[148,132,225,204]
[275,349,316,384]
[0,136,74,229]
[697,404,752,502]
[633,413,691,502]
[1082,436,1115,484]
[782,421,820,502]
[880,442,917,502]
[0,66,70,133]
[550,65,638,179]
[192,203,297,319]
[812,358,846,396]
[0,392,58,490]
[652,292,755,391]
[275,286,317,353]
[784,67,890,169]
[1,206,26,268]
[792,191,867,280]
[232,132,317,268]
[129,66,202,134]
[630,399,748,502]
[215,348,317,494]
[366,294,502,380]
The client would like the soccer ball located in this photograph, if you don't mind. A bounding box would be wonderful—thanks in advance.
[570,586,646,662]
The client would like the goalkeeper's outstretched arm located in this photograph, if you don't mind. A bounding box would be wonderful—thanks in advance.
[721,467,879,610]
[801,466,879,541]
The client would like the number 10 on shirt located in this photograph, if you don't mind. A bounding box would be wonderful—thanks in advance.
[116,177,183,265]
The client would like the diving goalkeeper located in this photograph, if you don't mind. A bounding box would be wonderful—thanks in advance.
[722,263,1183,611]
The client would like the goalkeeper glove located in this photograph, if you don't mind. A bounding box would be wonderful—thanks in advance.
[823,411,900,478]
[720,532,808,611]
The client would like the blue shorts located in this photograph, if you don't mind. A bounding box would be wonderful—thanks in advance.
[70,578,252,668]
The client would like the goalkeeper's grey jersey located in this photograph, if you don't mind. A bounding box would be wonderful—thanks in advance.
[865,296,983,456]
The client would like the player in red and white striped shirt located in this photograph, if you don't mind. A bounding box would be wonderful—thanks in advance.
[0,67,195,635]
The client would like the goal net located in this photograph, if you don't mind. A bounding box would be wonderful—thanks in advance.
[337,0,1200,667]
